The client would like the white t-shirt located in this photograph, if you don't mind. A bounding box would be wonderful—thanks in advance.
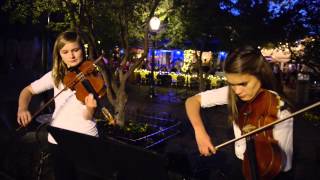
[31,71,99,144]
[199,86,293,172]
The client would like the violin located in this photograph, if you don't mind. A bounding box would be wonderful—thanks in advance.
[63,58,115,123]
[237,89,283,180]
[214,100,320,179]
[63,60,106,103]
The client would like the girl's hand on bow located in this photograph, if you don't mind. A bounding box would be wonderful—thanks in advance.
[17,108,32,127]
[195,130,216,156]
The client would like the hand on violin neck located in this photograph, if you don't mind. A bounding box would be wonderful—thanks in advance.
[242,124,257,133]
[83,93,97,120]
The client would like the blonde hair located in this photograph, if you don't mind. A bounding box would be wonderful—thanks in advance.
[51,31,84,87]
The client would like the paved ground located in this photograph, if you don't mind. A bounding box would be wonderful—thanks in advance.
[0,68,319,180]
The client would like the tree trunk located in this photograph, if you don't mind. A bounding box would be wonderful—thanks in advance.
[114,77,128,126]
[114,91,127,126]
[199,75,206,92]
[195,51,206,92]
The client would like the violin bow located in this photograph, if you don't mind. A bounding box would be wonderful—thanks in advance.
[16,87,68,131]
[215,101,320,151]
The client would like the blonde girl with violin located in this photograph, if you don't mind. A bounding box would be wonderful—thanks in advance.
[185,46,293,179]
[17,31,100,180]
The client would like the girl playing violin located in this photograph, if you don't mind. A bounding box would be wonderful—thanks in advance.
[17,31,100,180]
[185,46,293,179]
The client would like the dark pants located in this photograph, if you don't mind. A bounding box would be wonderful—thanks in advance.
[230,158,293,180]
[228,158,245,180]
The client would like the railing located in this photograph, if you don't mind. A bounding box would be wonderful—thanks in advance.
[106,111,182,150]
[115,121,181,149]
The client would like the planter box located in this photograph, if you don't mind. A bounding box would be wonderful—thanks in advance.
[102,114,181,150]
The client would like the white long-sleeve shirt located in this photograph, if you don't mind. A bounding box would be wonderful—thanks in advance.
[31,71,98,144]
[199,86,293,172]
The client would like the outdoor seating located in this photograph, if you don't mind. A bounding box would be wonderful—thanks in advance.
[157,74,172,87]
[189,77,199,90]
[176,76,185,88]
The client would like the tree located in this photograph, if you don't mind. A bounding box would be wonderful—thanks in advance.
[266,0,320,81]
[164,0,319,92]
[166,0,296,92]
[89,0,164,126]
[219,0,320,51]
[164,0,234,91]
[275,0,320,79]
[301,36,320,78]
[2,0,167,126]
[290,36,320,80]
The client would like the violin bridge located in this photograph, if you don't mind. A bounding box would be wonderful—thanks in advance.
[242,124,257,133]
[276,95,281,109]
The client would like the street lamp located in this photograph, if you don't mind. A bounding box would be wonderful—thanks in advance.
[149,17,161,98]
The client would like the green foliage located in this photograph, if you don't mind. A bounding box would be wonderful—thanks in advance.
[1,0,167,125]
[164,0,319,50]
[104,120,154,140]
[300,36,320,78]
[166,0,233,50]
[301,37,320,67]
[280,0,319,41]
[125,121,150,134]
[2,0,33,24]
[290,36,320,79]
[2,0,157,46]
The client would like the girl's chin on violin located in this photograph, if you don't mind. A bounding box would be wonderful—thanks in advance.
[238,95,248,101]
[238,94,255,101]
[239,94,263,101]
[66,59,82,68]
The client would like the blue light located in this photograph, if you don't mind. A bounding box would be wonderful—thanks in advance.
[230,8,240,16]
[147,49,184,64]
[218,51,227,61]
